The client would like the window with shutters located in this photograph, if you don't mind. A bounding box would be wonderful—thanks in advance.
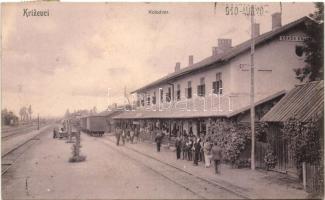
[166,87,171,102]
[160,89,164,103]
[213,73,223,94]
[176,84,181,101]
[152,91,156,104]
[186,81,192,99]
[147,96,150,105]
[197,77,206,96]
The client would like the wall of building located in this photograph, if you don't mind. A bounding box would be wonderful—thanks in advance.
[171,62,231,99]
[136,27,307,113]
[229,28,307,109]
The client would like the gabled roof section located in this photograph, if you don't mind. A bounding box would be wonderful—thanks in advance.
[133,16,312,94]
[261,81,324,122]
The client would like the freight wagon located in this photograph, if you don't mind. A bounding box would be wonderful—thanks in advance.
[81,115,106,137]
[79,110,122,137]
[100,110,122,133]
[80,117,87,132]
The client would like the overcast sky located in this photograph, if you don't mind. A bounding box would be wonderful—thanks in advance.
[1,2,316,117]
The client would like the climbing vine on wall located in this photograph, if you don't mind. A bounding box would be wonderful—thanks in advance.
[282,116,321,165]
[206,118,250,166]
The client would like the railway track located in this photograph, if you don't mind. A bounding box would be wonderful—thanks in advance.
[2,124,45,140]
[98,137,248,199]
[1,125,37,140]
[2,124,35,133]
[2,125,54,175]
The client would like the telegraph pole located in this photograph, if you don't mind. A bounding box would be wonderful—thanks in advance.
[37,114,40,130]
[250,4,256,170]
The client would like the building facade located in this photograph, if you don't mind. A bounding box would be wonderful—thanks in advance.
[132,14,310,115]
[114,14,314,143]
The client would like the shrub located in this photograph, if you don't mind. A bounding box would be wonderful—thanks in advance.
[235,159,251,168]
[69,155,86,163]
[207,119,250,166]
[282,116,321,165]
[264,144,277,170]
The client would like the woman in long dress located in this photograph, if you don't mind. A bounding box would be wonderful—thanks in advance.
[203,137,212,168]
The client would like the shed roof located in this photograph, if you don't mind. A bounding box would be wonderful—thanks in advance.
[133,16,312,93]
[97,109,122,117]
[261,81,324,122]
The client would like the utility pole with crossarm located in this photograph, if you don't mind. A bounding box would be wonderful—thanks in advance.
[250,4,256,170]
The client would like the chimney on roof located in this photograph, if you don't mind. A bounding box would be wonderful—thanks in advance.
[212,46,224,56]
[253,23,260,37]
[272,12,282,30]
[218,39,232,51]
[189,55,194,66]
[212,47,218,56]
[175,62,181,72]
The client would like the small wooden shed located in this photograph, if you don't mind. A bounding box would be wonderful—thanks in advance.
[261,81,324,191]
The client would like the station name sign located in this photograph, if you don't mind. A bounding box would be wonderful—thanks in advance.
[279,35,311,42]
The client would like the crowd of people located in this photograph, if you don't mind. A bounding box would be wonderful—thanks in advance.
[174,135,222,174]
[114,125,141,145]
[114,126,222,174]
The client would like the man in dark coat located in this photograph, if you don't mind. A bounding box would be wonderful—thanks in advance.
[181,136,188,160]
[155,130,163,152]
[115,128,121,146]
[175,136,182,159]
[121,129,126,145]
[53,128,57,138]
[187,137,193,161]
[211,141,223,174]
[193,137,201,165]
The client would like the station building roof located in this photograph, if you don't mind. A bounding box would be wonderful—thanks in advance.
[133,16,312,94]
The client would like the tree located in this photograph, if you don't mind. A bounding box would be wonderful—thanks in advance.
[92,106,97,114]
[19,106,28,121]
[295,3,324,82]
[2,109,19,125]
[28,105,32,121]
[64,109,70,118]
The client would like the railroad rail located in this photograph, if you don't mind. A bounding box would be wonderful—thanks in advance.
[100,137,249,199]
[2,124,46,139]
[2,125,54,175]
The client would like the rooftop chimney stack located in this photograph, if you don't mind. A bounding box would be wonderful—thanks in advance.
[212,46,225,56]
[175,62,181,72]
[189,55,194,66]
[212,47,218,56]
[218,39,232,51]
[272,12,282,30]
[253,23,260,37]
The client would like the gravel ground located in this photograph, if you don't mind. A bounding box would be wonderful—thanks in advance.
[2,130,208,199]
[103,135,308,199]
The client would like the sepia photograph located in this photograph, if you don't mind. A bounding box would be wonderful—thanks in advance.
[1,2,324,199]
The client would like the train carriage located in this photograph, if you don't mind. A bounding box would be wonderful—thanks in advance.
[79,109,122,137]
[80,117,87,132]
[81,115,106,136]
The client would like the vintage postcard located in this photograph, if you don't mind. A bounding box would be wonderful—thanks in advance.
[1,2,324,199]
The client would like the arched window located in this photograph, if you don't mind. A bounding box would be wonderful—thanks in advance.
[295,45,304,57]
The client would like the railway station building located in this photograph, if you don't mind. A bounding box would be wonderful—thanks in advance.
[113,14,316,167]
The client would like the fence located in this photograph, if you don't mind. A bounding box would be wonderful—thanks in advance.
[256,141,267,169]
[306,163,324,194]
